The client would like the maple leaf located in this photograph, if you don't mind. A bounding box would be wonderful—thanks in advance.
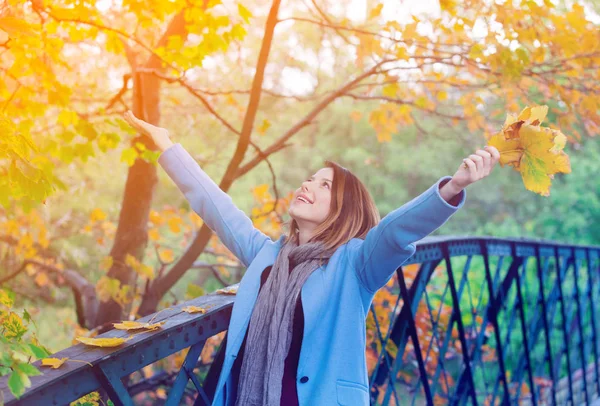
[486,105,571,196]
[76,336,133,347]
[112,320,165,331]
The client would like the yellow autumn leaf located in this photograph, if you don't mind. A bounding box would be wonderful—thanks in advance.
[137,263,155,279]
[252,184,271,202]
[168,217,182,233]
[112,320,165,331]
[0,289,14,308]
[95,276,121,303]
[148,228,161,241]
[487,105,571,196]
[238,4,252,23]
[256,119,271,135]
[182,305,207,314]
[216,286,238,295]
[159,249,174,263]
[76,336,133,347]
[3,312,26,339]
[113,284,133,306]
[89,208,106,223]
[41,358,68,369]
[149,210,164,226]
[368,3,384,20]
[225,94,237,106]
[121,147,138,167]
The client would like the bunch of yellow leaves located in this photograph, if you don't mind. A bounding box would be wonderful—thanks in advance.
[486,105,571,196]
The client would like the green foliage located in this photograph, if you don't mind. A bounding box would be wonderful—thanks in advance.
[0,288,51,399]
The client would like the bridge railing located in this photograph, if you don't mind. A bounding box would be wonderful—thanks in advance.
[1,236,599,406]
[368,236,600,405]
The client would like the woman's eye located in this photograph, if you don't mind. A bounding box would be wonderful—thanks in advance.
[323,182,329,188]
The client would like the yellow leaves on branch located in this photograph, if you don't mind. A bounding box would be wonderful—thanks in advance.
[3,312,27,339]
[125,254,155,279]
[95,276,132,307]
[368,104,413,143]
[0,115,54,208]
[0,289,15,308]
[488,105,571,196]
[83,208,116,246]
[76,336,133,347]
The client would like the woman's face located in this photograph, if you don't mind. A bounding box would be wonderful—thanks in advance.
[288,167,334,229]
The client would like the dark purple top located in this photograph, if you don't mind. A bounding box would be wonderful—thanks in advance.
[230,265,303,406]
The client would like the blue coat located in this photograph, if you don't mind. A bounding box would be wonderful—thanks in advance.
[158,143,466,406]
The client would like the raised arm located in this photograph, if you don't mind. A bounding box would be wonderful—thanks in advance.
[346,176,466,294]
[157,143,271,268]
[122,110,270,268]
[346,144,501,294]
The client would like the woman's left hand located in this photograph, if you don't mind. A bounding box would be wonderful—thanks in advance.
[450,146,501,190]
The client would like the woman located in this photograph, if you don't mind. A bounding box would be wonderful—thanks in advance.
[123,110,500,406]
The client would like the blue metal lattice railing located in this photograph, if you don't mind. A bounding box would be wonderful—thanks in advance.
[1,235,599,405]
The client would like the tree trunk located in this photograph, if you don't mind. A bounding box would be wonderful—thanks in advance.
[93,71,160,328]
[136,0,283,316]
[92,11,189,328]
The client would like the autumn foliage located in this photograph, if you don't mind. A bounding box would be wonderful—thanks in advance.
[1,0,600,401]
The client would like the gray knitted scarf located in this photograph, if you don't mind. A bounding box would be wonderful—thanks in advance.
[235,237,334,406]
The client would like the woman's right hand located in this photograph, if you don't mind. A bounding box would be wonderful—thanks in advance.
[123,110,174,152]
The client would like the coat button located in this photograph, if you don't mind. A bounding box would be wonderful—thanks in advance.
[300,376,309,383]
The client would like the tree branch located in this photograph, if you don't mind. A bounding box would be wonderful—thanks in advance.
[343,94,466,120]
[190,260,242,287]
[235,60,389,178]
[138,0,283,315]
[0,257,98,328]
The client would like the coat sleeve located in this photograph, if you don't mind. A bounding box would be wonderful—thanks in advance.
[347,176,466,294]
[158,143,271,268]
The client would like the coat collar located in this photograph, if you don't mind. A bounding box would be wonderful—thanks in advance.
[226,234,327,356]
